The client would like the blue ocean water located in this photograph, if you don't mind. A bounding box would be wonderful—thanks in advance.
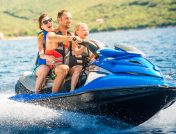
[0,27,176,133]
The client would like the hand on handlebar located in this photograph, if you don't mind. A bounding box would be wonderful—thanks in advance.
[72,36,83,44]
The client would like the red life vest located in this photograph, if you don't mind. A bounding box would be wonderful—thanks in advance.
[45,31,72,69]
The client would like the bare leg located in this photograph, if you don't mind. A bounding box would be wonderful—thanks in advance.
[35,65,50,94]
[52,64,69,93]
[70,65,82,91]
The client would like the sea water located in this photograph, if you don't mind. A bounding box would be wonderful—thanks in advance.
[0,27,176,133]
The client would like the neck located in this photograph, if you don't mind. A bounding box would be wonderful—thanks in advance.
[56,26,68,35]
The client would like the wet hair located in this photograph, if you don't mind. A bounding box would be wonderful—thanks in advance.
[38,14,48,30]
[57,9,69,18]
[74,23,88,35]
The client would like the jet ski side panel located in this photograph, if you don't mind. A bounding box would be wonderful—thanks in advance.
[77,74,171,92]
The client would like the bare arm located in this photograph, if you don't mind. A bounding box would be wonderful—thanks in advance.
[37,35,44,52]
[72,42,86,56]
[37,34,56,62]
[47,32,72,43]
[37,35,46,59]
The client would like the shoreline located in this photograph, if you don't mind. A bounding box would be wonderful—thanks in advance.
[1,26,176,41]
[3,36,36,40]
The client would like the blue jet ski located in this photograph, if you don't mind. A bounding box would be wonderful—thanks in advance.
[9,40,176,126]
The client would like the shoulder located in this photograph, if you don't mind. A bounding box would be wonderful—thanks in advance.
[47,32,56,36]
[37,31,44,39]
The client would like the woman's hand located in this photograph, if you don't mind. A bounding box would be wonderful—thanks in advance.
[46,55,56,64]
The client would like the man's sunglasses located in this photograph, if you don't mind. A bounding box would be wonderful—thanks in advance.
[42,18,52,25]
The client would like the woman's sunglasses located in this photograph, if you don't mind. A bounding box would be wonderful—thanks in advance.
[42,18,52,25]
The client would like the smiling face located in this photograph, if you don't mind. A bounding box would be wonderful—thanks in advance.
[58,11,72,29]
[75,23,89,39]
[41,16,53,32]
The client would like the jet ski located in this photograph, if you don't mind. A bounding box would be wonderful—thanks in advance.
[9,40,176,126]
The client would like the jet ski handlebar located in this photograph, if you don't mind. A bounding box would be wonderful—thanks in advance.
[78,40,99,59]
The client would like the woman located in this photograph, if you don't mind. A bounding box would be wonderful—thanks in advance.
[35,14,56,93]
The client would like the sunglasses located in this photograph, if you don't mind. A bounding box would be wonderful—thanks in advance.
[42,18,52,25]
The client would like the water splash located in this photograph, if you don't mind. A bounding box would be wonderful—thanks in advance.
[0,94,132,133]
[0,94,64,132]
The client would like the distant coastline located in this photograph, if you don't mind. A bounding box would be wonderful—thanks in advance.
[1,26,176,40]
[89,24,176,33]
[2,36,36,40]
[1,0,176,39]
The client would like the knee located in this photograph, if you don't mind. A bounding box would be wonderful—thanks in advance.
[43,65,50,72]
[55,65,69,76]
[36,65,50,77]
[72,67,82,77]
[75,66,82,74]
[61,65,69,73]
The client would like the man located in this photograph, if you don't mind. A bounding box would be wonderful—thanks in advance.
[54,10,83,91]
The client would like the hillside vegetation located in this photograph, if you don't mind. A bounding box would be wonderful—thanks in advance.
[0,0,176,37]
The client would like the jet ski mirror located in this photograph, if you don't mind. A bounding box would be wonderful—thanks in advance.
[79,40,99,59]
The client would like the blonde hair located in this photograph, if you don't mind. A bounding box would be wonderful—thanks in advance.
[74,23,88,35]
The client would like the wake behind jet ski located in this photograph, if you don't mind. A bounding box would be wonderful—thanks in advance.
[9,40,176,126]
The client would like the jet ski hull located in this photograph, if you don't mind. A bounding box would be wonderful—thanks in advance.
[10,85,176,126]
